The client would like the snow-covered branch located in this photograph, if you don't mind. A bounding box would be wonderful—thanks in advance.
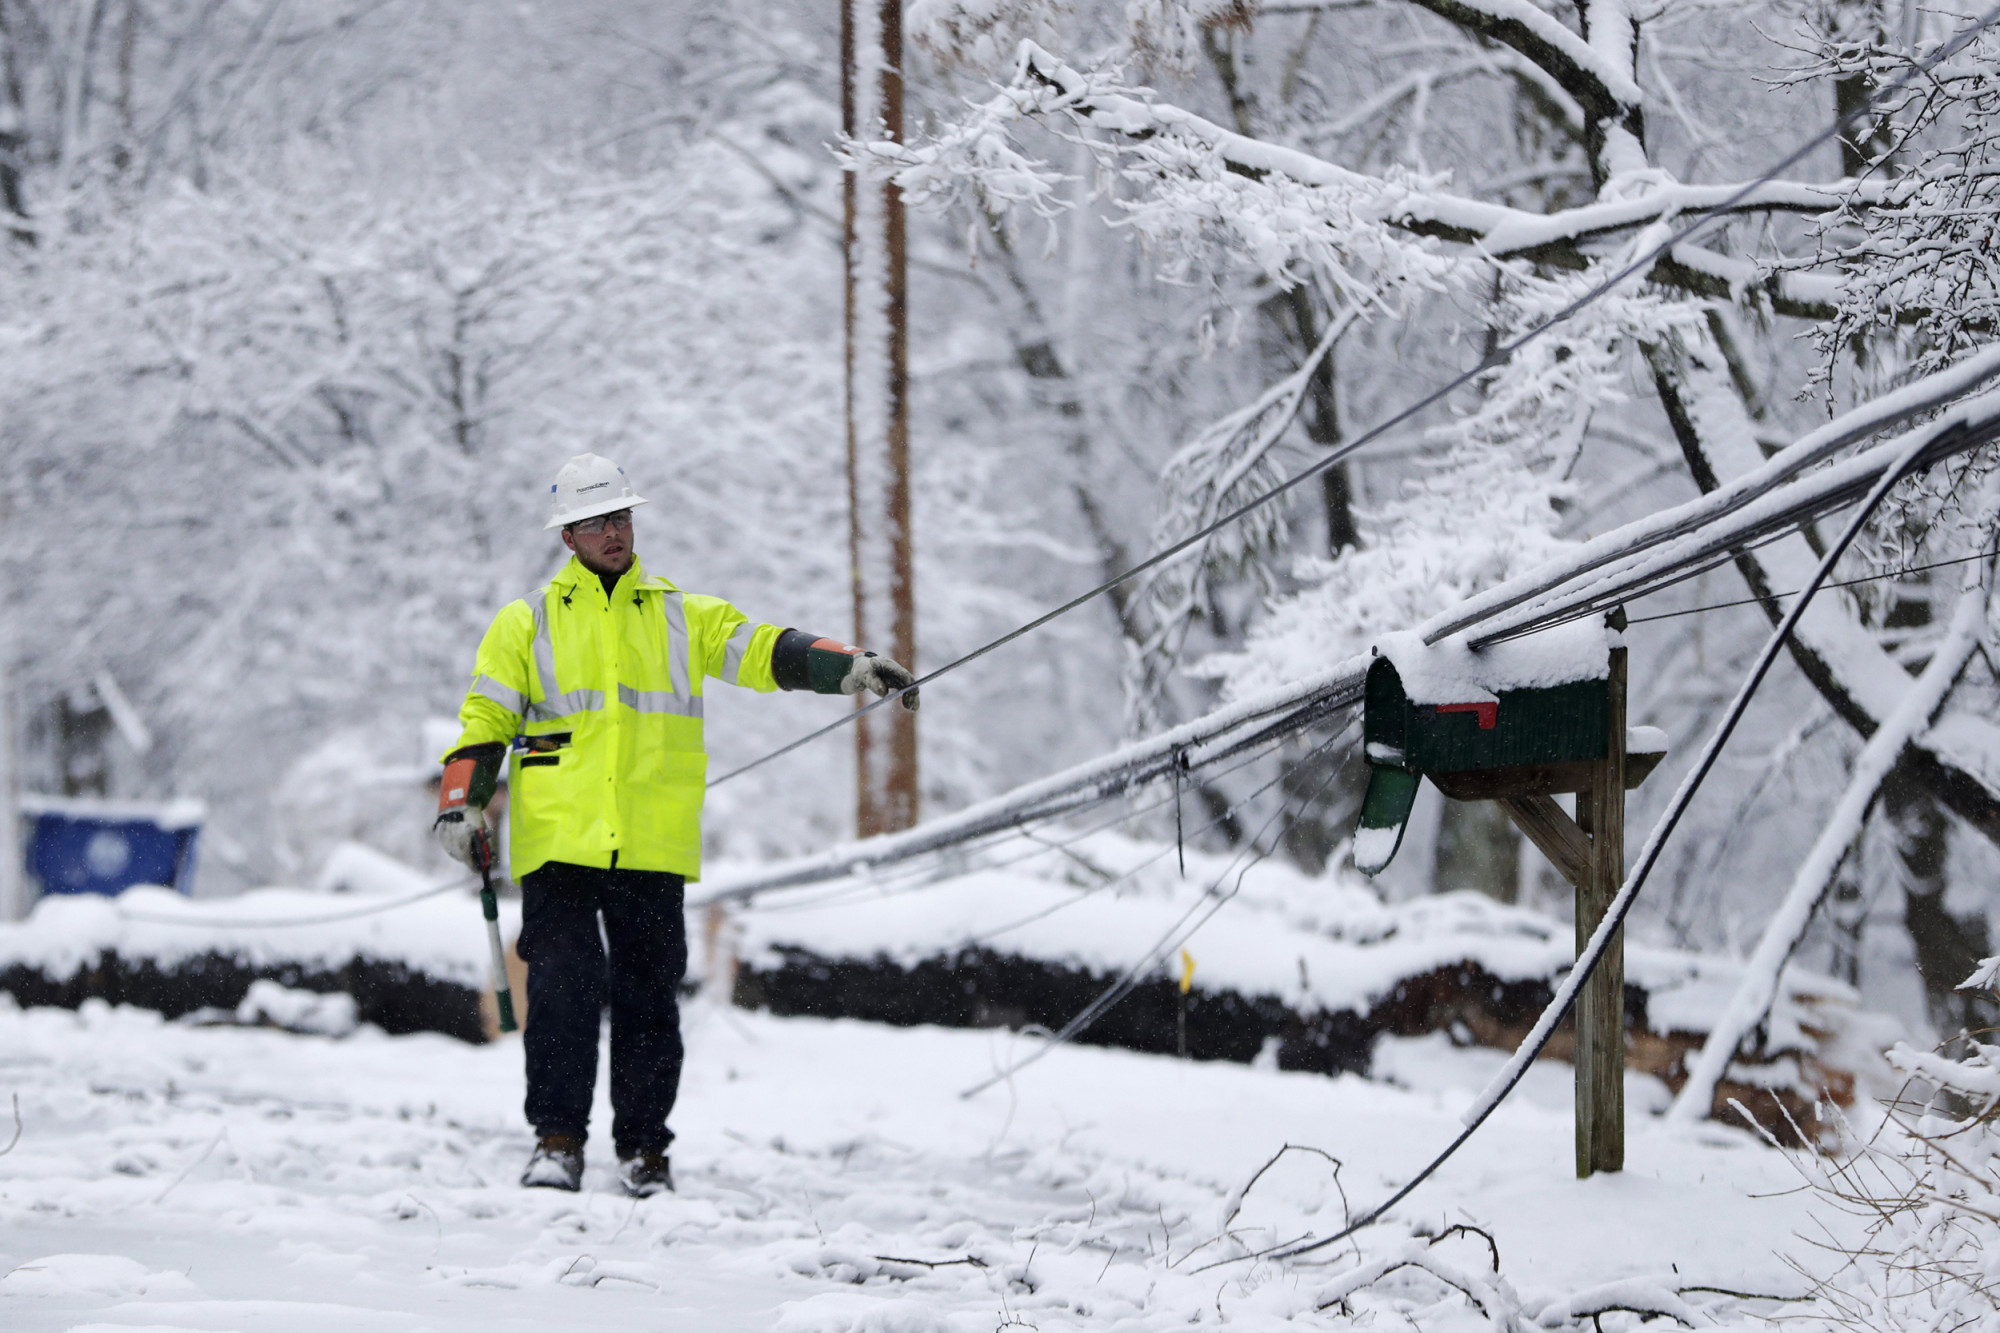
[884,43,1887,286]
[1670,571,1995,1124]
[1126,302,1369,724]
[1399,0,1645,124]
[1655,243,1843,321]
[1803,19,2000,376]
[884,46,1463,295]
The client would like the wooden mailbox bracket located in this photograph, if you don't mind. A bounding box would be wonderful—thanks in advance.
[1510,644,1627,1179]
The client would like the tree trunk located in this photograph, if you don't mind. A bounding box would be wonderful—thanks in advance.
[842,0,917,837]
[1434,798,1522,903]
[1213,27,1357,558]
[1279,729,1369,872]
[1828,830,1866,988]
[1831,1,1896,179]
[54,693,111,798]
[982,212,1143,642]
[1884,761,1995,1038]
[0,1,33,242]
[1272,284,1358,553]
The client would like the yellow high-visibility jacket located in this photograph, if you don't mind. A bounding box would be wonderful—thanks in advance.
[451,556,783,881]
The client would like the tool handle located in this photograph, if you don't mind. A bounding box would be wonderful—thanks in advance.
[473,829,520,1034]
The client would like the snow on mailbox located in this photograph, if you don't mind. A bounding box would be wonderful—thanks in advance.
[20,794,205,898]
[1353,619,1664,876]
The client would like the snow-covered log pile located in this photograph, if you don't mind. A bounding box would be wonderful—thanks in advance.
[721,832,1902,1144]
[0,886,516,1046]
[0,828,1905,1146]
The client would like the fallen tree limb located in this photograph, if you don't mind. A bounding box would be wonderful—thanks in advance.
[1669,572,1994,1123]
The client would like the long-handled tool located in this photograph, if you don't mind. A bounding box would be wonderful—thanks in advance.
[472,827,519,1034]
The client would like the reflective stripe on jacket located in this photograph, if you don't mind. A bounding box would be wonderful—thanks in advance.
[451,556,782,881]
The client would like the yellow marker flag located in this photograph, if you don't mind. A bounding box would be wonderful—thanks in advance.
[1178,949,1196,995]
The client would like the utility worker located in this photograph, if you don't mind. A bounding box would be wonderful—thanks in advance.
[432,454,917,1197]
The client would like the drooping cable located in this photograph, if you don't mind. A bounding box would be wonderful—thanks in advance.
[958,722,1358,948]
[959,722,1359,1098]
[1624,545,2000,625]
[116,873,474,928]
[739,726,1301,916]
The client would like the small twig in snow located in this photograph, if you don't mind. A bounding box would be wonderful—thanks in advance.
[1428,1222,1500,1272]
[1182,1142,1348,1268]
[1586,1303,1695,1328]
[153,1126,227,1204]
[607,1194,642,1245]
[874,1254,989,1270]
[404,1193,443,1260]
[1676,1284,1809,1302]
[0,1094,18,1156]
[1016,1241,1039,1294]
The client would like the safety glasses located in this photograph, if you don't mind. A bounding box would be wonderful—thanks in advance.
[570,510,633,536]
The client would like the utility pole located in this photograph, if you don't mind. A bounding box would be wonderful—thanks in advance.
[842,0,918,837]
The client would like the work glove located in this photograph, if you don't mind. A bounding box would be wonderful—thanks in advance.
[772,631,920,711]
[435,742,506,870]
[434,811,484,871]
[841,652,920,711]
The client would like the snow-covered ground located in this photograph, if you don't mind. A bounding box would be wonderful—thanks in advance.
[1,994,1841,1331]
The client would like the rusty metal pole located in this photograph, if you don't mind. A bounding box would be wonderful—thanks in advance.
[842,0,918,837]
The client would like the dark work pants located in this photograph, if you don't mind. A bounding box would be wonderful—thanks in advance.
[517,860,686,1158]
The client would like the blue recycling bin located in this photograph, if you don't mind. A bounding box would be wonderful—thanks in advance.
[20,795,204,897]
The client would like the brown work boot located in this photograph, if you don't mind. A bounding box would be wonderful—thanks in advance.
[616,1150,673,1198]
[521,1133,584,1191]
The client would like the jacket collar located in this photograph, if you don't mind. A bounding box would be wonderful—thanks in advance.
[551,555,677,601]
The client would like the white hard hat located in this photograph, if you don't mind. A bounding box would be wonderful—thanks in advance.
[545,453,648,530]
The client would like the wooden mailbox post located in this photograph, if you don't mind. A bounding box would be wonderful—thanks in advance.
[1352,615,1666,1178]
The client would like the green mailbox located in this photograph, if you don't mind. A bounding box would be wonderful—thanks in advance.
[1353,625,1662,875]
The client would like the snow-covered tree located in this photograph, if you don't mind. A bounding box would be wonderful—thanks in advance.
[883,0,2000,1035]
[0,0,1145,888]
